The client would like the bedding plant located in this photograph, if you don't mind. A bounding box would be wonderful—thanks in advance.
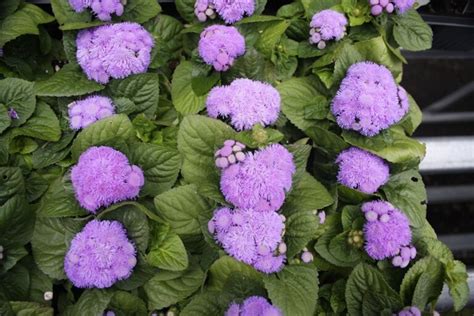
[0,0,469,315]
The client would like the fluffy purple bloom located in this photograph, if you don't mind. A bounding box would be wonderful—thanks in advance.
[331,62,409,136]
[220,144,295,212]
[226,296,282,316]
[336,147,389,194]
[210,207,285,273]
[195,0,255,24]
[68,95,115,130]
[198,25,245,72]
[309,10,347,49]
[68,0,124,21]
[362,200,412,260]
[76,23,154,84]
[71,146,145,213]
[397,306,421,316]
[64,220,137,288]
[207,79,281,131]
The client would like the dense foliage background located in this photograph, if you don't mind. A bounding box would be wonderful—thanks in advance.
[0,0,469,315]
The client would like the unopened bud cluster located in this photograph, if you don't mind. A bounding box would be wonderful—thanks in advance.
[301,248,314,263]
[215,139,246,169]
[348,230,364,248]
[391,245,416,268]
[194,1,216,22]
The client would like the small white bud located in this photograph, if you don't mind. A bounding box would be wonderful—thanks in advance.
[43,291,53,301]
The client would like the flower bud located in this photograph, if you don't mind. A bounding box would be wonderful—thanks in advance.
[301,251,314,263]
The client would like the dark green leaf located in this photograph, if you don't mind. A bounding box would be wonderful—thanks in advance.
[0,195,34,248]
[146,223,188,271]
[392,10,433,52]
[0,78,36,126]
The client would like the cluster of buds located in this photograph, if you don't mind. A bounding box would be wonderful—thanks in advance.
[396,306,421,316]
[365,208,390,223]
[194,0,216,22]
[103,311,115,316]
[8,108,19,120]
[369,0,395,16]
[348,230,364,248]
[215,140,246,169]
[309,28,328,50]
[301,248,314,263]
[391,245,416,268]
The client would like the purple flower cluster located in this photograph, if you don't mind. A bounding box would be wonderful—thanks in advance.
[209,207,285,273]
[396,306,421,316]
[215,140,246,169]
[220,144,295,212]
[225,296,282,316]
[198,25,245,72]
[76,23,154,84]
[68,95,115,130]
[392,245,416,268]
[370,0,415,15]
[336,147,389,194]
[64,220,137,288]
[362,200,412,260]
[331,62,409,137]
[207,79,281,131]
[309,10,348,49]
[68,0,124,21]
[71,146,145,213]
[195,0,255,24]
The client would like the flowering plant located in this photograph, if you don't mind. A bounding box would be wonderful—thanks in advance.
[0,0,469,315]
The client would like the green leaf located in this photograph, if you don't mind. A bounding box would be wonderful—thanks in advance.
[283,172,333,217]
[0,0,20,20]
[9,301,53,316]
[0,105,11,134]
[0,263,30,300]
[36,175,87,218]
[175,0,196,23]
[177,115,236,201]
[0,3,54,46]
[398,94,422,136]
[400,256,444,307]
[50,0,93,27]
[32,132,75,169]
[0,78,36,126]
[445,260,469,311]
[180,291,223,316]
[278,77,327,132]
[144,263,205,310]
[0,246,27,274]
[381,169,426,228]
[119,0,161,23]
[34,64,104,97]
[0,167,25,204]
[107,73,160,114]
[264,265,319,316]
[254,20,290,57]
[31,217,85,279]
[127,142,181,197]
[301,0,340,16]
[154,184,212,239]
[71,114,135,160]
[172,61,207,115]
[147,223,189,271]
[192,70,220,96]
[69,290,113,316]
[392,10,433,52]
[11,102,60,142]
[109,291,147,316]
[0,195,34,248]
[345,263,402,316]
[208,256,263,291]
[235,125,284,149]
[285,210,319,258]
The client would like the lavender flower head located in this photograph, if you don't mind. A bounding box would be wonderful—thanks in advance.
[397,306,421,316]
[369,0,414,15]
[64,220,137,288]
[331,62,409,136]
[225,296,282,316]
[220,144,295,212]
[198,25,245,72]
[71,146,145,213]
[362,200,412,260]
[68,95,115,130]
[336,147,389,194]
[210,207,286,273]
[195,0,255,24]
[309,10,348,49]
[76,23,154,84]
[68,0,124,21]
[207,79,281,131]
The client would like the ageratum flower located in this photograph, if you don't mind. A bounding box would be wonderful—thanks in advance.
[331,62,409,136]
[210,207,285,273]
[68,95,115,130]
[397,306,421,316]
[336,147,389,194]
[69,0,124,21]
[220,144,295,212]
[207,79,281,131]
[369,0,414,15]
[76,23,154,84]
[71,146,145,213]
[198,25,245,72]
[64,220,137,288]
[225,296,282,316]
[194,0,255,24]
[362,200,412,260]
[309,10,348,49]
